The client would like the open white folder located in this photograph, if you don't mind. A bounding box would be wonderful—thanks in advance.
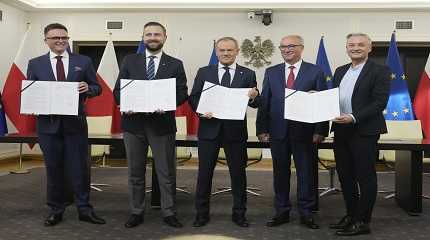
[197,82,250,120]
[20,80,79,116]
[120,78,176,113]
[284,88,340,123]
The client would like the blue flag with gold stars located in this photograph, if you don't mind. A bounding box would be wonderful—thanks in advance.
[316,36,333,89]
[384,33,414,120]
[209,41,218,65]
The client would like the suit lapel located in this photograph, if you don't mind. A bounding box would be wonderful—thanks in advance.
[207,64,220,85]
[230,64,244,88]
[295,61,308,89]
[277,63,286,89]
[155,53,167,79]
[42,53,56,81]
[136,53,147,80]
[334,64,351,88]
[67,54,76,81]
[352,61,371,93]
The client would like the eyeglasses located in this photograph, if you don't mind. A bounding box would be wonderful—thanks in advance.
[46,36,70,41]
[278,44,303,50]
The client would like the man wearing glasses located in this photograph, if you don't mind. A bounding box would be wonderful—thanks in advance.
[26,23,105,226]
[256,35,328,229]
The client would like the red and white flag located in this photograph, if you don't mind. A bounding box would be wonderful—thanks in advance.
[85,40,120,133]
[413,53,430,138]
[173,38,199,135]
[2,27,37,134]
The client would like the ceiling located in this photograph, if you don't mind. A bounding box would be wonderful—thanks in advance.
[6,0,430,11]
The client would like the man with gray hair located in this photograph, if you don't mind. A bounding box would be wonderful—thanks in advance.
[330,33,390,236]
[256,35,328,229]
[189,36,259,228]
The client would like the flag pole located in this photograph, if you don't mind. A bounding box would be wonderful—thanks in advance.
[10,21,32,175]
[10,143,30,174]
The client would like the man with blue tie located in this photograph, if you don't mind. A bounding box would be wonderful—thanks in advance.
[189,37,259,228]
[26,23,104,226]
[113,22,188,228]
[256,35,328,229]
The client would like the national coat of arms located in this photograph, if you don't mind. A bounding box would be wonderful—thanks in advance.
[241,36,274,68]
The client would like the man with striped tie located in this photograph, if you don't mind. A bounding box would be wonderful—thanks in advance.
[113,22,188,228]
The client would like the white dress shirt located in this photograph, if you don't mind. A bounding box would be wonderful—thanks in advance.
[49,50,69,81]
[284,59,303,81]
[218,62,237,85]
[145,49,163,78]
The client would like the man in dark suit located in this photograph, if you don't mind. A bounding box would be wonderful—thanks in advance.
[256,35,328,229]
[189,37,259,228]
[330,33,390,236]
[113,22,188,228]
[26,23,105,226]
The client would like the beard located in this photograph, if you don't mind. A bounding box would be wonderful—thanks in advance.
[145,41,164,52]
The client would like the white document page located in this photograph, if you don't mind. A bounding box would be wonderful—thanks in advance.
[20,81,51,115]
[197,81,250,120]
[284,88,340,123]
[20,80,79,115]
[50,82,79,115]
[120,78,176,113]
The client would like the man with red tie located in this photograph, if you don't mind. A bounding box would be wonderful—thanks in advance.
[256,35,328,229]
[26,23,104,226]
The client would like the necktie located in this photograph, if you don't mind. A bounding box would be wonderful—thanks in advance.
[55,56,66,81]
[286,65,295,89]
[221,66,231,87]
[147,55,156,80]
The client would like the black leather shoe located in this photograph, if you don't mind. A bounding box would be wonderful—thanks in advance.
[164,215,183,228]
[78,211,106,224]
[44,213,63,227]
[329,215,353,229]
[336,221,371,236]
[193,214,210,227]
[124,214,144,228]
[300,216,320,229]
[266,212,290,227]
[232,213,249,227]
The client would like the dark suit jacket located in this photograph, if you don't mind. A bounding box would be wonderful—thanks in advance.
[113,52,188,135]
[256,61,329,141]
[331,60,391,135]
[188,64,260,141]
[26,52,101,134]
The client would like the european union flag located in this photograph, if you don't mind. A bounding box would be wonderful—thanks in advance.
[0,93,8,136]
[137,40,146,54]
[384,32,414,120]
[208,41,218,65]
[316,36,333,89]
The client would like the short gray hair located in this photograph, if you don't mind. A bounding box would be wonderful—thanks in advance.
[281,35,304,45]
[346,33,372,45]
[216,37,239,49]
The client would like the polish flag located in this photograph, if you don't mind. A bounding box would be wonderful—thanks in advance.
[413,53,430,138]
[2,28,36,134]
[173,38,199,135]
[85,40,120,133]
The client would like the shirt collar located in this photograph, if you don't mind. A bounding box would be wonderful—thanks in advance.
[145,49,163,59]
[350,61,366,71]
[50,50,69,60]
[218,62,237,70]
[285,59,302,70]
